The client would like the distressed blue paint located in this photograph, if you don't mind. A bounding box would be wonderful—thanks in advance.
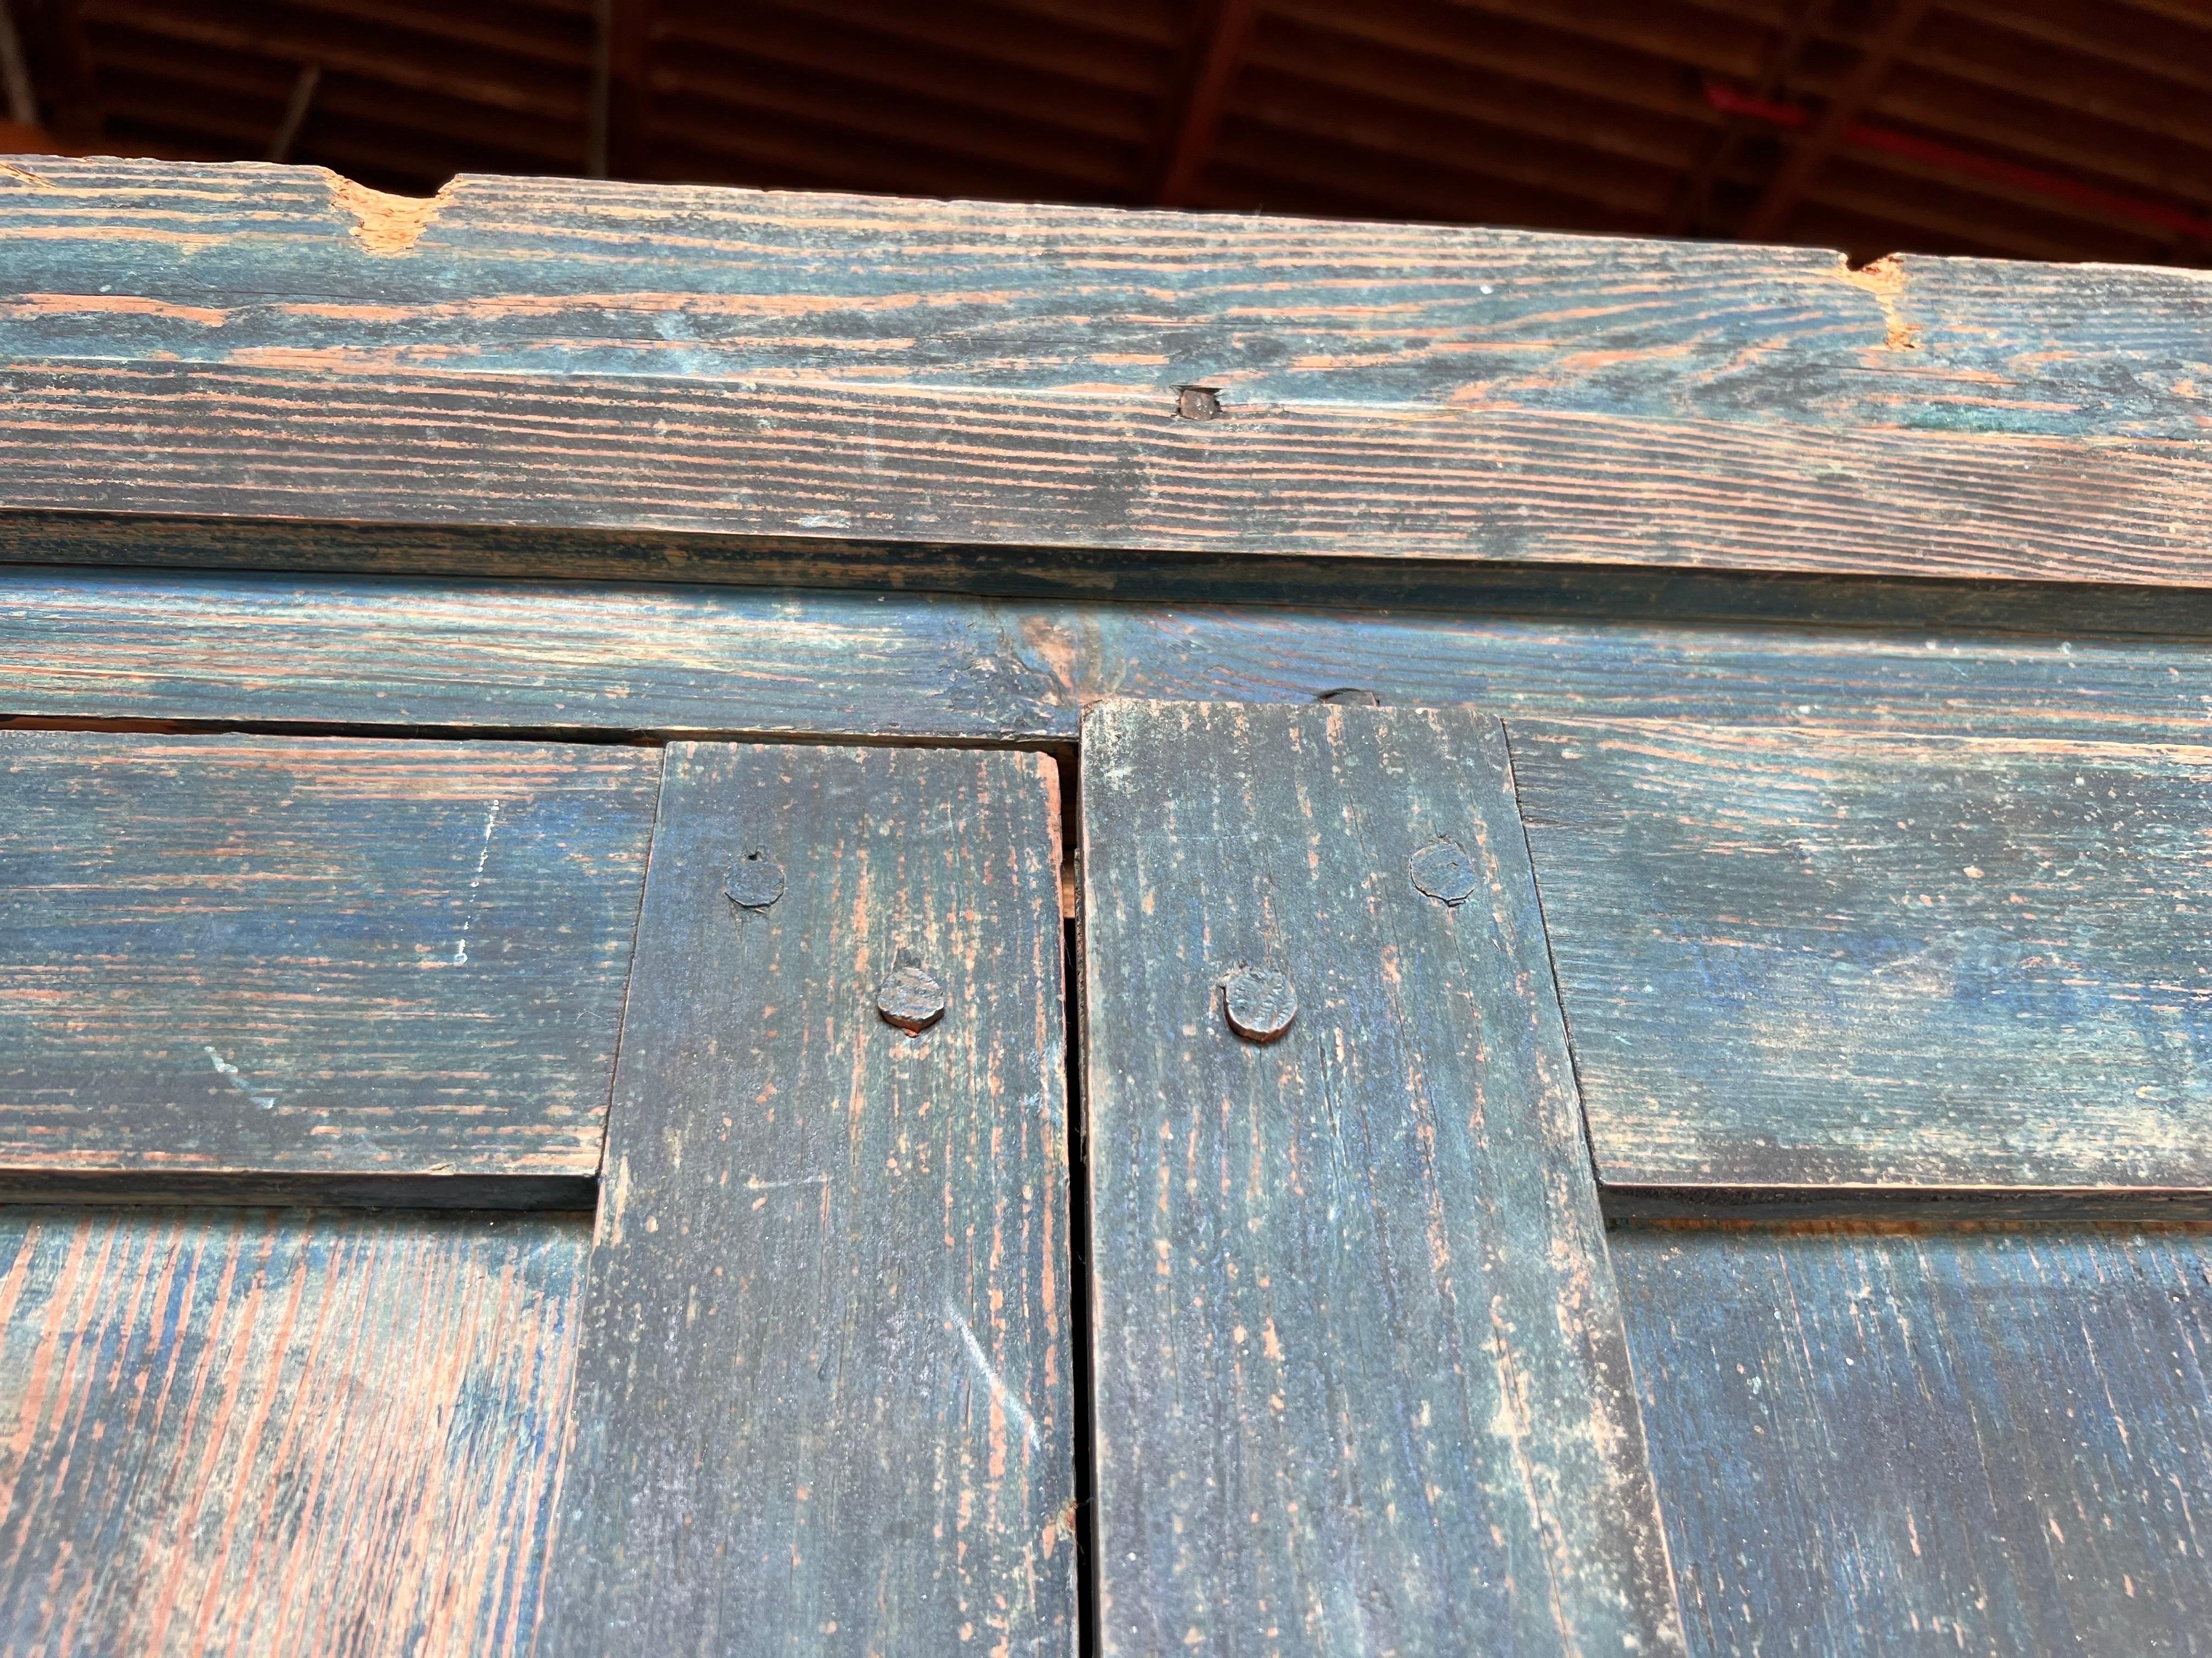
[1615,1223,2212,1657]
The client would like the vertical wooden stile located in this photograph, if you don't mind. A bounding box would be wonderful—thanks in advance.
[540,742,1076,1655]
[1081,700,1683,1657]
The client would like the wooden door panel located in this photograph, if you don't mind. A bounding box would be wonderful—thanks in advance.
[0,1206,585,1657]
[0,732,659,1187]
[1081,700,1683,1657]
[1615,1222,2212,1656]
[540,743,1076,1655]
[1514,722,2212,1191]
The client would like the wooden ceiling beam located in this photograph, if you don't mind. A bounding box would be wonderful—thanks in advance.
[660,0,1168,95]
[648,60,1130,194]
[1737,0,1931,241]
[83,0,583,122]
[95,48,586,166]
[661,3,1153,148]
[1246,13,1707,173]
[648,97,1093,203]
[1266,0,1719,127]
[19,0,100,144]
[1209,117,1657,232]
[1942,0,2212,101]
[1232,66,1682,220]
[1862,67,2212,220]
[1153,0,1257,206]
[281,0,590,70]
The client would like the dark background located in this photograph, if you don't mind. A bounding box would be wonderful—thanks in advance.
[3,0,2209,266]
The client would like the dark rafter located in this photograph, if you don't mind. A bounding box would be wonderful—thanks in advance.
[1155,0,1257,207]
[1737,0,1932,241]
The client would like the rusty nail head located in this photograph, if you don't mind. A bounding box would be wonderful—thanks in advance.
[1174,384,1222,421]
[1223,966,1296,1043]
[725,850,785,910]
[878,947,946,1034]
[1409,838,1480,907]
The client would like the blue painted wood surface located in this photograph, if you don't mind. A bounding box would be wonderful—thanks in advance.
[0,1206,585,1656]
[0,731,657,1179]
[542,743,1076,1655]
[0,159,2205,587]
[1082,700,1682,1656]
[1513,720,2212,1190]
[1615,1222,2212,1656]
[13,567,2212,748]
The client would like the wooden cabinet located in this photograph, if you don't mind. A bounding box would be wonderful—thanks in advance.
[1,157,2209,1655]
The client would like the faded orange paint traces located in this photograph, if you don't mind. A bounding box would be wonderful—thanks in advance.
[1836,254,1921,351]
[328,171,451,256]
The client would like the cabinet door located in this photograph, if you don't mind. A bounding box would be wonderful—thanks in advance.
[0,733,1074,1657]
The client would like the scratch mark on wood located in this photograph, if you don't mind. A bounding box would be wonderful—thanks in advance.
[949,1295,1044,1452]
[202,1045,276,1111]
[451,796,501,966]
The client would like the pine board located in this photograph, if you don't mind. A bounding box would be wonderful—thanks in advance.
[0,1206,585,1657]
[1513,721,2212,1190]
[1080,700,1682,1657]
[1615,1222,2212,1657]
[0,732,657,1180]
[539,742,1076,1655]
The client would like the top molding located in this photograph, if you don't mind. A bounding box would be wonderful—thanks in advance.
[1,156,2209,590]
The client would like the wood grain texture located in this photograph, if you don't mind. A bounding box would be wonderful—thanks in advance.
[1613,1222,2212,1657]
[1081,700,1683,1657]
[0,1206,585,1657]
[0,158,2206,588]
[1513,721,2212,1191]
[540,743,1075,1655]
[15,567,2212,747]
[0,565,1072,742]
[0,732,657,1177]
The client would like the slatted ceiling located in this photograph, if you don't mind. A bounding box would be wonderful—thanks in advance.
[649,53,1131,195]
[676,6,1157,154]
[12,1,2210,265]
[1242,33,1712,180]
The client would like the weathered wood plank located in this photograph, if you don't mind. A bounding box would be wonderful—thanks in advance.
[0,1206,585,1657]
[0,565,1071,742]
[0,732,657,1179]
[0,159,2201,439]
[2,359,2205,590]
[1081,700,1682,1656]
[0,158,2206,590]
[1613,1221,2212,1657]
[12,566,2212,746]
[540,743,1075,1655]
[1513,721,2212,1191]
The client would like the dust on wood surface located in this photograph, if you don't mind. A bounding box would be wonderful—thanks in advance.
[1514,720,2212,1190]
[0,1206,585,1657]
[1081,699,1683,1656]
[0,732,657,1177]
[540,743,1075,1655]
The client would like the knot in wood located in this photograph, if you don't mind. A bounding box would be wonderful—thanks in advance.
[1173,384,1222,421]
[1408,838,1479,907]
[1222,966,1296,1043]
[877,948,946,1034]
[724,850,785,910]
